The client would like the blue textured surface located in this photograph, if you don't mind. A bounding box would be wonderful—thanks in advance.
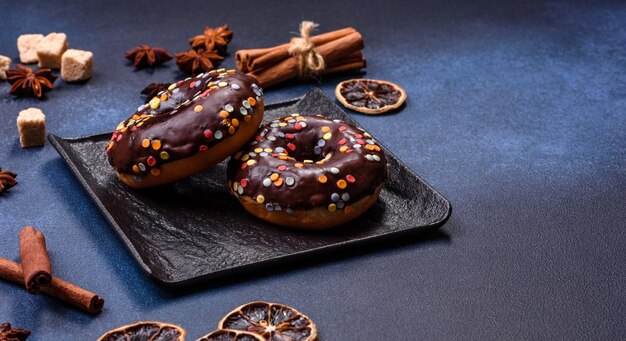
[1,0,625,340]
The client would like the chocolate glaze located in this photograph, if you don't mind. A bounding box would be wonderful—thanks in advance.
[227,115,389,211]
[106,70,263,182]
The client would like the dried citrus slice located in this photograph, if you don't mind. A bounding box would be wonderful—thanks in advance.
[218,302,317,341]
[335,78,407,114]
[97,321,186,341]
[197,329,266,341]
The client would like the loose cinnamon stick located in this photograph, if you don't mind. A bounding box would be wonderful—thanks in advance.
[0,257,104,315]
[247,31,365,88]
[18,226,51,294]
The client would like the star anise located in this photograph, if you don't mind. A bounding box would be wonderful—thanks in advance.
[141,82,170,103]
[0,168,17,193]
[125,45,173,68]
[175,49,224,76]
[0,322,30,340]
[189,24,233,53]
[5,65,56,99]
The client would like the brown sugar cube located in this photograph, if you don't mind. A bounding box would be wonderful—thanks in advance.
[36,33,68,69]
[0,55,11,80]
[17,108,46,148]
[17,34,45,63]
[61,49,93,82]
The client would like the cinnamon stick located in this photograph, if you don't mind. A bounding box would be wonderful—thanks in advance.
[238,27,358,72]
[315,31,364,65]
[324,59,367,75]
[236,24,365,87]
[247,31,365,87]
[0,257,104,315]
[236,47,279,73]
[19,226,51,294]
[324,51,365,70]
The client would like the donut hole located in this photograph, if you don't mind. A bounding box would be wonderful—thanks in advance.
[290,148,327,163]
[287,130,331,163]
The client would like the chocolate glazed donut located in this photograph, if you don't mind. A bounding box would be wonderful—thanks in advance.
[227,114,389,229]
[107,69,264,188]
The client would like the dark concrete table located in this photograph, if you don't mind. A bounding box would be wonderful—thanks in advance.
[1,0,624,339]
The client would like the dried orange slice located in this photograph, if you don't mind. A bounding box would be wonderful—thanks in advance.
[197,329,266,341]
[218,302,317,341]
[97,321,186,341]
[335,78,407,114]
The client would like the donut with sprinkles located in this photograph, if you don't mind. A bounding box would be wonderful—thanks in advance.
[106,69,264,188]
[227,114,389,229]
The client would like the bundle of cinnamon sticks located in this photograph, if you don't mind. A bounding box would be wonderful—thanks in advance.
[236,24,366,88]
[0,226,104,315]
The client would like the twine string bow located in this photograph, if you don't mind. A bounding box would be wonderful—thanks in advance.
[288,21,326,78]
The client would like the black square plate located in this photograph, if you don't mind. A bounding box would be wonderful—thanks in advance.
[49,89,451,287]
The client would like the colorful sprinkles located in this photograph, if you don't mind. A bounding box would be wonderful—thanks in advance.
[228,114,387,214]
[107,69,263,182]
